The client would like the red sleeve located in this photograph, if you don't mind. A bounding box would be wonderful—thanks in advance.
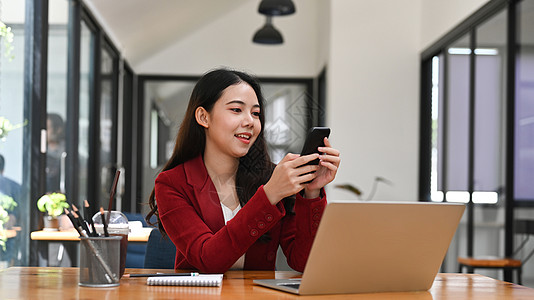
[155,171,285,273]
[279,189,327,272]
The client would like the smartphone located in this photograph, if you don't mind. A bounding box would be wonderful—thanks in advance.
[300,127,331,166]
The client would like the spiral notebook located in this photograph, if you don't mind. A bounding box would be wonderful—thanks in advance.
[147,274,223,287]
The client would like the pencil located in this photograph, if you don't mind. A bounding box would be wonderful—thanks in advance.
[123,272,200,278]
[84,200,97,237]
[107,170,121,224]
[71,210,85,232]
[100,207,109,237]
[72,204,91,234]
[64,209,82,236]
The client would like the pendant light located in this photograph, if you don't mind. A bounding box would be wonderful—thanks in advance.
[252,16,283,45]
[252,0,296,45]
[258,0,296,16]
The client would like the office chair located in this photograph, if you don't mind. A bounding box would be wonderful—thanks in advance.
[143,228,176,269]
[122,212,149,268]
[458,219,534,285]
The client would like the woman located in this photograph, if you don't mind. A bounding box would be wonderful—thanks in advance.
[147,68,340,273]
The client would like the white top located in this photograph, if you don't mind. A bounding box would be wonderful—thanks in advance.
[221,204,245,270]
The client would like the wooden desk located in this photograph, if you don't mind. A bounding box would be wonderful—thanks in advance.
[0,267,533,299]
[30,227,153,242]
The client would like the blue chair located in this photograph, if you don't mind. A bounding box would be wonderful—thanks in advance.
[144,229,176,269]
[123,212,149,268]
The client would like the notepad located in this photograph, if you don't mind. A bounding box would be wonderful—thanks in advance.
[146,274,223,287]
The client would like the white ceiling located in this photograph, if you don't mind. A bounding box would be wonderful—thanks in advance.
[84,0,249,66]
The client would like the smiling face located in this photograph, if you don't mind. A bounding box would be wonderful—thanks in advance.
[197,82,262,160]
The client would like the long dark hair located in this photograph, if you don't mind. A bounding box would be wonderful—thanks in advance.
[146,68,274,235]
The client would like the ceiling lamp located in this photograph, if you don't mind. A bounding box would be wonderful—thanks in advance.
[252,16,283,45]
[258,0,296,16]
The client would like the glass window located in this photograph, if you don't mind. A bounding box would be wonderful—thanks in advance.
[445,35,471,202]
[514,0,534,202]
[474,10,507,204]
[421,0,534,284]
[430,54,444,202]
[79,20,93,208]
[0,4,26,268]
[98,46,118,207]
[262,82,310,163]
[47,0,68,195]
[143,80,195,204]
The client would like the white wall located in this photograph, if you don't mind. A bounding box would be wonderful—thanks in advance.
[326,0,422,201]
[420,0,490,50]
[135,0,323,77]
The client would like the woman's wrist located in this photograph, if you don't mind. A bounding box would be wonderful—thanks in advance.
[303,188,320,199]
[263,183,280,205]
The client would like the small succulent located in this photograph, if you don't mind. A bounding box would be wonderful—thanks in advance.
[37,193,70,218]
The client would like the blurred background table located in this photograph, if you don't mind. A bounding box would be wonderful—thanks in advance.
[30,227,153,242]
[30,227,153,267]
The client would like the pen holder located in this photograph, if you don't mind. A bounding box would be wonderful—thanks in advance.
[92,210,129,278]
[79,236,121,287]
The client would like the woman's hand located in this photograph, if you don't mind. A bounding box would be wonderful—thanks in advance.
[263,153,321,205]
[304,137,340,198]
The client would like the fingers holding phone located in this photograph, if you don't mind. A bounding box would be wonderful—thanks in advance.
[263,127,340,203]
[263,153,320,205]
[318,137,341,168]
[298,127,330,184]
[299,127,330,166]
[305,136,341,193]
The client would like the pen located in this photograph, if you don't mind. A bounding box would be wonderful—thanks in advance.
[123,272,200,278]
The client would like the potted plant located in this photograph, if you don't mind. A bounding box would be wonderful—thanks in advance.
[335,176,393,201]
[0,194,17,251]
[37,193,69,231]
[0,21,15,60]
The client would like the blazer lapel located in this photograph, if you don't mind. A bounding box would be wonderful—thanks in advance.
[184,155,225,233]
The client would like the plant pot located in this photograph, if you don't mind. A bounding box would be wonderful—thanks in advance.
[43,216,60,231]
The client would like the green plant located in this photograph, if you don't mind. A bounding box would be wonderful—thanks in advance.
[0,21,14,60]
[0,117,26,142]
[0,206,8,251]
[37,193,69,218]
[335,176,393,201]
[0,194,17,251]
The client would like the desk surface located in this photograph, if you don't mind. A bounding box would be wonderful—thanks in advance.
[30,227,153,242]
[0,267,533,299]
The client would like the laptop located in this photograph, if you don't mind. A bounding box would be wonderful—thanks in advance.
[254,201,465,295]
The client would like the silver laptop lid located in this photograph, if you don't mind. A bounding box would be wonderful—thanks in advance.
[298,201,465,295]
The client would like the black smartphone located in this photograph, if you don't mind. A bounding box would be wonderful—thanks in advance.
[300,127,331,166]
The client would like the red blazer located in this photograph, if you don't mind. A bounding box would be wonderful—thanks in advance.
[155,155,327,273]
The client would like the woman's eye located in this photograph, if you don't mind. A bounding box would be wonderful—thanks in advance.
[230,108,242,113]
[252,111,261,117]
